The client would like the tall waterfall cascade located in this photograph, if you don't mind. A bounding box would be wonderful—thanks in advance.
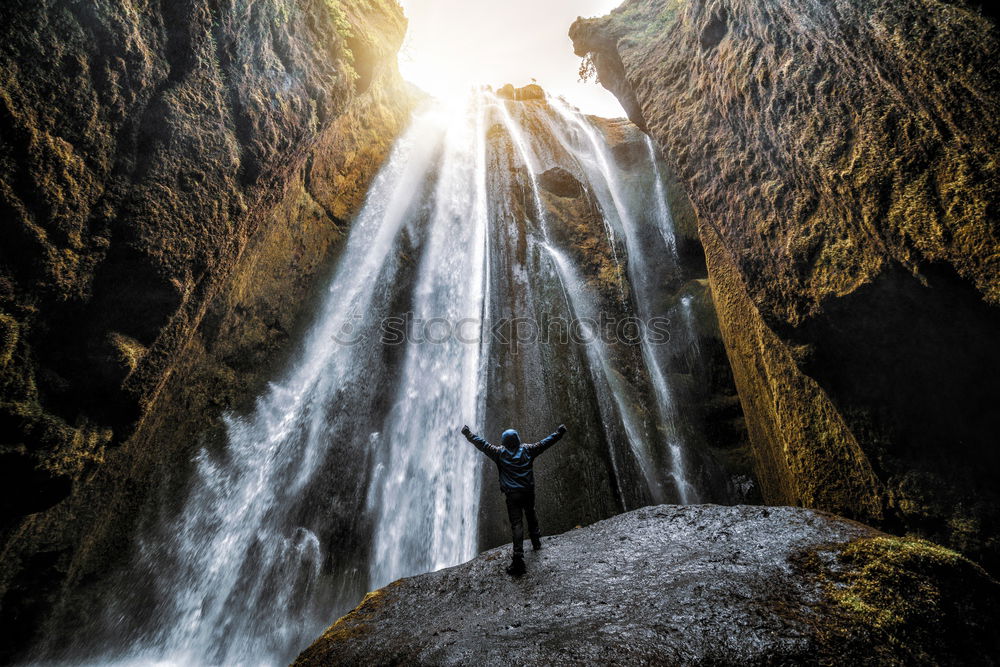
[69,89,733,667]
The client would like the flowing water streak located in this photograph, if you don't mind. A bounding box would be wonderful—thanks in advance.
[681,295,702,363]
[546,96,698,503]
[367,95,490,588]
[115,108,449,666]
[487,94,643,507]
[645,134,679,257]
[486,92,549,239]
[542,243,653,507]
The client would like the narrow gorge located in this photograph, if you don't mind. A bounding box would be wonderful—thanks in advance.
[1,0,998,665]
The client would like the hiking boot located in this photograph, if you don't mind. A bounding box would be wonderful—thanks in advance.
[531,536,542,551]
[506,555,526,576]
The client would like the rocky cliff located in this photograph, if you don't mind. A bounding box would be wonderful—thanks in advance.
[571,0,1000,571]
[0,0,415,658]
[295,504,1000,665]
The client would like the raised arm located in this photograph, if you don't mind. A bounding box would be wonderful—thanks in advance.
[461,425,502,461]
[522,424,567,458]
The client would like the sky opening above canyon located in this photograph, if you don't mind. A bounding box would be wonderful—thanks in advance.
[397,0,626,117]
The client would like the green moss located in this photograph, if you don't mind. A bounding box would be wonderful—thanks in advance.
[614,0,687,46]
[800,536,1000,663]
[0,397,111,481]
[294,585,402,664]
[324,0,359,83]
[42,423,112,478]
[325,0,354,41]
[272,0,294,24]
[832,537,961,630]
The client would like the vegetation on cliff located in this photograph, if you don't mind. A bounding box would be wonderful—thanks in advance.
[795,535,1000,663]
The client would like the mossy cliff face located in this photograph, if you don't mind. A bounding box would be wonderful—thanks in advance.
[795,535,1000,663]
[571,0,1000,570]
[0,0,415,657]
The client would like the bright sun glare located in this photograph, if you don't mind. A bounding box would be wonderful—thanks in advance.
[396,0,627,116]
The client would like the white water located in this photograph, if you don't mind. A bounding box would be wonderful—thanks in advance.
[546,96,699,504]
[366,95,490,588]
[73,90,713,667]
[646,134,679,257]
[87,104,467,667]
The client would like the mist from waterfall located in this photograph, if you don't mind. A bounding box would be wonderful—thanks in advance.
[58,89,721,667]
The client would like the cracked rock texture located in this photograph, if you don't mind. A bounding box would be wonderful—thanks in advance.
[571,0,1000,572]
[295,505,1000,665]
[0,0,415,659]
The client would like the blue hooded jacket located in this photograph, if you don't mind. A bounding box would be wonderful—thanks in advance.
[463,427,565,493]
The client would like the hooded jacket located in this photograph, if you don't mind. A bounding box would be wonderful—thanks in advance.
[463,427,564,493]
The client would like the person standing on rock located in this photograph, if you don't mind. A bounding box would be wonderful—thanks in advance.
[460,423,568,576]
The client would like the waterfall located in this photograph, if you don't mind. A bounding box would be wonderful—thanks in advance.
[366,95,490,588]
[541,242,657,506]
[545,96,699,504]
[645,134,679,257]
[485,93,641,508]
[71,89,717,666]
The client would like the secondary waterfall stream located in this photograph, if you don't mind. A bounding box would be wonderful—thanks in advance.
[67,89,728,666]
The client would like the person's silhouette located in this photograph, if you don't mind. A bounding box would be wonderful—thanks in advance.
[461,424,567,575]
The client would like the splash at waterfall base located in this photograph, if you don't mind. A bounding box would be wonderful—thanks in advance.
[294,505,1000,666]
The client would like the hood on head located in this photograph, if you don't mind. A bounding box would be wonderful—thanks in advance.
[501,429,520,450]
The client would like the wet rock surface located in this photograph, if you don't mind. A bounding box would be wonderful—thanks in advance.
[295,505,1000,665]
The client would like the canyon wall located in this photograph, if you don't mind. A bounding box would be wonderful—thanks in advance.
[571,0,1000,570]
[0,0,415,658]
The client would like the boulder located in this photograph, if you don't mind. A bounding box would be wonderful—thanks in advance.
[496,83,546,101]
[295,505,1000,665]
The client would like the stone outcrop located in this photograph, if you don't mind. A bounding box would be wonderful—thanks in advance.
[495,82,546,101]
[0,0,416,659]
[295,504,1000,665]
[571,0,1000,571]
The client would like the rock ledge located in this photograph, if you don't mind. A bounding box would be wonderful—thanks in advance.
[295,505,999,665]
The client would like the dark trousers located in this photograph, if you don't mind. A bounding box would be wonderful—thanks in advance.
[505,489,540,557]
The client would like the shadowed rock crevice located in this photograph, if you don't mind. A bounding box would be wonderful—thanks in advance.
[700,8,729,51]
[538,166,584,198]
